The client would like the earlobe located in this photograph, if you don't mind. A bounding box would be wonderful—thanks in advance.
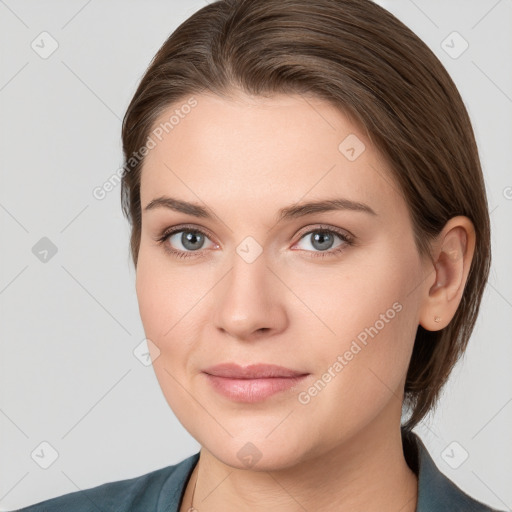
[418,216,475,331]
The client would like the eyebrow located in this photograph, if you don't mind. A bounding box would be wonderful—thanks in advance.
[143,196,377,222]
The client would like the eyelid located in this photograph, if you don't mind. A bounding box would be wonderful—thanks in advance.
[294,223,355,241]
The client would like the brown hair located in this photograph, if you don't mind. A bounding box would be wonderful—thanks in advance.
[121,0,491,431]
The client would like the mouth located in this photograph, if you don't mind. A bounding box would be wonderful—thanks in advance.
[202,363,310,402]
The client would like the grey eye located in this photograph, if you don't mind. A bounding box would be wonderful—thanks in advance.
[296,231,345,252]
[168,230,213,252]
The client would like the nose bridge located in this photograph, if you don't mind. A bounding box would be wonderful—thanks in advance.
[213,239,285,338]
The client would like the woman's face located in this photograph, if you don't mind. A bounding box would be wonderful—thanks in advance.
[136,92,430,469]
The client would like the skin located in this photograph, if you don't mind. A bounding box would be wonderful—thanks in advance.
[135,91,476,512]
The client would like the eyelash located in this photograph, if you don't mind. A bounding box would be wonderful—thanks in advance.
[155,224,355,260]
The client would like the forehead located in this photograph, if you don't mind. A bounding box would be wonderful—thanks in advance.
[139,92,404,220]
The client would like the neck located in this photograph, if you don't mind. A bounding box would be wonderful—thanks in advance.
[181,414,418,512]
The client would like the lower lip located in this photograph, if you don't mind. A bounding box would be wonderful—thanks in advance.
[204,373,309,402]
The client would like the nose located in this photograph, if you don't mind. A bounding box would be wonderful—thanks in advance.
[212,247,288,341]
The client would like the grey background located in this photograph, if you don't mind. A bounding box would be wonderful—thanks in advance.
[0,0,511,510]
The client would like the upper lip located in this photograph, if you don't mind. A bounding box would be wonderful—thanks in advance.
[202,363,308,379]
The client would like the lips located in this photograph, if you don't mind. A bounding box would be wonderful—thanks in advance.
[202,363,310,402]
[202,363,308,379]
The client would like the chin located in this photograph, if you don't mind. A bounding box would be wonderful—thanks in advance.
[191,420,319,472]
[209,439,309,472]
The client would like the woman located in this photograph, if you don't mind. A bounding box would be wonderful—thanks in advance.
[13,0,503,510]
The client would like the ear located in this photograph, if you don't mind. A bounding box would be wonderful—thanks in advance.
[418,216,476,331]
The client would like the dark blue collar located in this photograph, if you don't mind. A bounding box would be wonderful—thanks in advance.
[161,430,500,511]
[403,429,500,511]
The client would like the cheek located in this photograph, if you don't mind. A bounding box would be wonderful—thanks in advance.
[291,242,420,349]
[135,250,191,390]
[135,251,204,426]
[135,245,208,340]
[291,300,417,446]
[291,244,420,389]
[135,246,221,399]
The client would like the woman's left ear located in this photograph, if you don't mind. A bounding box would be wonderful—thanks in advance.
[418,216,476,331]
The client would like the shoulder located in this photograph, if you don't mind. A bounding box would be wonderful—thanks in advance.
[11,452,200,512]
[403,429,505,512]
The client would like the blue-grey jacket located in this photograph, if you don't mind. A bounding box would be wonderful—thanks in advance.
[12,431,504,511]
